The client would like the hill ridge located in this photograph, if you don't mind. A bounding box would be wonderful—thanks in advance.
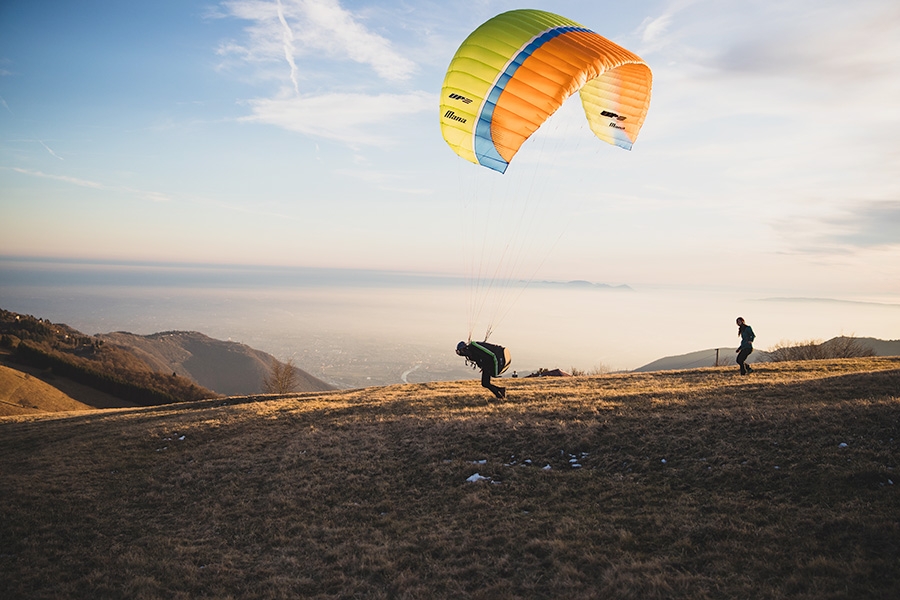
[635,336,900,372]
[1,309,334,414]
[96,330,334,396]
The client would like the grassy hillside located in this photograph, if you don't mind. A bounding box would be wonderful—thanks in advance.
[0,356,142,414]
[0,309,217,406]
[1,357,898,599]
[0,364,95,415]
[1,309,336,412]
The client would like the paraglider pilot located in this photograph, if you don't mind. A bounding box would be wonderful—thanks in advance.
[456,340,510,399]
[735,317,755,375]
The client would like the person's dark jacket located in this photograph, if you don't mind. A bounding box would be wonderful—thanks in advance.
[739,324,756,350]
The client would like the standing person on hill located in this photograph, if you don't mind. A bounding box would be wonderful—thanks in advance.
[456,340,510,399]
[735,317,755,375]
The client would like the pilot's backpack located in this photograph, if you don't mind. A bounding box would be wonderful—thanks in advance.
[470,341,511,377]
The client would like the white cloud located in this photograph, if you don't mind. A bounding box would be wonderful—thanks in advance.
[620,0,900,262]
[641,1,900,167]
[218,0,423,145]
[646,0,900,79]
[296,0,416,81]
[632,0,702,55]
[640,14,672,44]
[220,0,416,87]
[709,3,900,87]
[240,91,433,145]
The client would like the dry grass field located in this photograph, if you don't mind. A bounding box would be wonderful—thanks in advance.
[1,357,898,599]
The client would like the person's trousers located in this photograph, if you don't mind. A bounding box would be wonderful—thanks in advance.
[481,369,502,395]
[736,346,753,373]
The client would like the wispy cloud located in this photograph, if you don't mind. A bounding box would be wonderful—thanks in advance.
[220,0,416,84]
[639,14,672,45]
[639,0,900,173]
[219,0,422,145]
[824,200,900,249]
[710,4,900,87]
[6,167,171,203]
[9,167,104,189]
[774,199,900,254]
[633,0,701,55]
[241,91,432,145]
[645,0,900,85]
[5,167,310,223]
[294,0,416,81]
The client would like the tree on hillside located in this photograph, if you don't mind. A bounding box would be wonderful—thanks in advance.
[263,358,299,394]
[767,336,875,362]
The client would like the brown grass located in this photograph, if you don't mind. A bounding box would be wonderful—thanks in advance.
[0,364,95,415]
[1,357,899,599]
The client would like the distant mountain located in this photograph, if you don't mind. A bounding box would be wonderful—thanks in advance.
[1,309,335,409]
[1,309,217,406]
[634,348,751,372]
[758,297,900,308]
[97,331,335,396]
[634,337,900,372]
[848,337,900,357]
[531,280,633,291]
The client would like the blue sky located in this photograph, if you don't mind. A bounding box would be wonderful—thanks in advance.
[2,0,899,299]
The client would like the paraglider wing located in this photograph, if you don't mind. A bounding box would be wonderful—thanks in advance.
[440,9,652,173]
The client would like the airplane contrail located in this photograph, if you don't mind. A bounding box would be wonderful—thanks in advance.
[276,0,300,95]
[39,140,64,160]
